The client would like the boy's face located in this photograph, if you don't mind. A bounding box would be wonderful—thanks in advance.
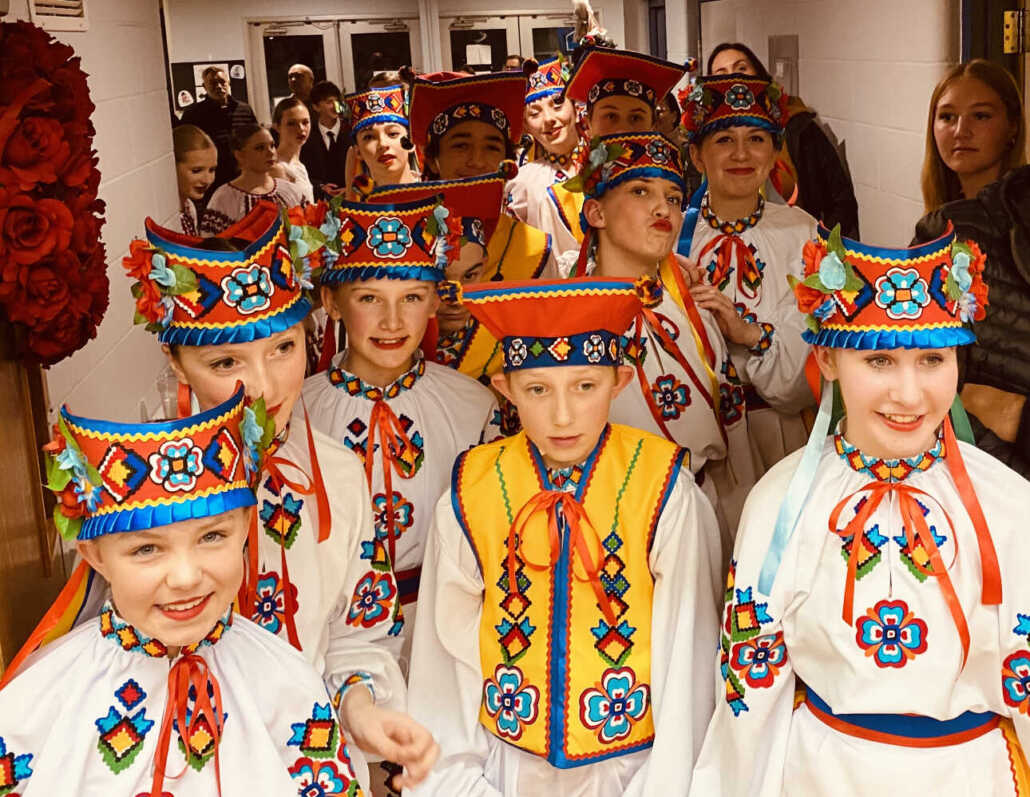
[438,241,486,333]
[313,96,340,127]
[588,96,654,137]
[815,346,958,460]
[78,509,249,653]
[165,323,307,433]
[431,120,507,179]
[492,365,634,468]
[585,177,684,267]
[322,278,439,385]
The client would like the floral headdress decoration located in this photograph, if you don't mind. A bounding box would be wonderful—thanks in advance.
[286,200,342,288]
[123,202,311,345]
[43,384,268,541]
[792,223,988,349]
[526,55,569,103]
[678,73,789,143]
[344,84,408,138]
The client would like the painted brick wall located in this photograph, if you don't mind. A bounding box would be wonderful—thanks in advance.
[8,0,178,421]
[700,0,960,244]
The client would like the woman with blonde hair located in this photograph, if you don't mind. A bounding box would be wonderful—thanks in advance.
[921,58,1026,213]
[171,124,216,235]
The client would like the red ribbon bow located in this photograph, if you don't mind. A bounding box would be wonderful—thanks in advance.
[366,399,419,569]
[697,232,761,300]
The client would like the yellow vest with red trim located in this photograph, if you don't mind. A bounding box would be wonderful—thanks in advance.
[483,215,553,282]
[546,182,586,244]
[452,424,688,768]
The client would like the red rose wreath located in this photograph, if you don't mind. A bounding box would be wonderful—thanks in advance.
[0,21,108,366]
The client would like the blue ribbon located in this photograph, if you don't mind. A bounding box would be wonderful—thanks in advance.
[676,177,707,256]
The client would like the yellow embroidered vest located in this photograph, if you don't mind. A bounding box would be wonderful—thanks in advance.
[484,215,553,282]
[546,182,586,245]
[452,424,688,768]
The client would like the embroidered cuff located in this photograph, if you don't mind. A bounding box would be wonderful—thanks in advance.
[332,671,376,710]
[748,322,775,356]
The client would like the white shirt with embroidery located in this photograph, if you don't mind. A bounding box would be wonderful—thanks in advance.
[506,159,581,256]
[691,432,1030,796]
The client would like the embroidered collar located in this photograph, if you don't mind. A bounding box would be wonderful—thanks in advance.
[328,351,426,401]
[546,464,585,493]
[701,192,764,235]
[834,425,946,482]
[541,138,587,171]
[99,600,233,659]
[529,424,611,498]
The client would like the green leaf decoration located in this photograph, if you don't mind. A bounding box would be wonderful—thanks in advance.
[786,274,800,290]
[132,310,150,326]
[952,240,972,259]
[169,263,198,296]
[46,455,72,491]
[827,225,846,259]
[561,175,585,193]
[802,273,828,291]
[54,511,81,542]
[842,264,864,292]
[944,270,962,301]
[250,396,277,455]
[130,282,143,299]
[605,142,628,160]
[804,314,821,334]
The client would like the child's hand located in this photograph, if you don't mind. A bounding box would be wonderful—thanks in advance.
[673,253,704,287]
[689,284,763,349]
[340,686,440,789]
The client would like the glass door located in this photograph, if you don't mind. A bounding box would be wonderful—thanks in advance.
[247,20,341,123]
[338,18,423,92]
[439,16,520,73]
[517,13,579,62]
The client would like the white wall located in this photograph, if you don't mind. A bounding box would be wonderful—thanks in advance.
[700,0,960,244]
[7,0,178,421]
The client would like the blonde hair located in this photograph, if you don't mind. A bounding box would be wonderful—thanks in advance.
[921,59,1026,213]
[173,124,215,162]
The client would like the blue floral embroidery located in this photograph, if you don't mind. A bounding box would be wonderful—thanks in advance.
[0,735,33,793]
[220,264,274,314]
[252,572,287,634]
[367,216,412,258]
[651,374,690,420]
[578,667,650,744]
[725,83,755,109]
[1003,653,1030,713]
[874,267,930,320]
[147,438,204,492]
[855,599,928,668]
[483,665,539,741]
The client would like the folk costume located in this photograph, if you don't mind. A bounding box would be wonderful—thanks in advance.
[406,278,720,796]
[407,70,557,282]
[201,177,306,236]
[343,84,412,201]
[0,387,365,796]
[539,47,691,256]
[690,227,1030,796]
[122,201,406,745]
[680,74,818,474]
[302,195,500,671]
[552,131,756,547]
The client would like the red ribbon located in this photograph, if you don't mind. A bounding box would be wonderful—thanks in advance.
[150,653,224,797]
[366,399,418,569]
[696,232,761,300]
[506,491,617,628]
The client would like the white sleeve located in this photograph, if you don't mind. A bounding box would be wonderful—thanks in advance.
[505,176,529,223]
[406,493,503,797]
[739,291,814,414]
[622,474,721,797]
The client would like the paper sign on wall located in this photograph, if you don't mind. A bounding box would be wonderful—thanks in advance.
[465,44,492,66]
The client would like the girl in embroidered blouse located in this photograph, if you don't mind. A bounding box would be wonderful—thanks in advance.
[123,202,438,793]
[172,124,217,236]
[690,226,1030,796]
[682,73,819,476]
[270,97,316,205]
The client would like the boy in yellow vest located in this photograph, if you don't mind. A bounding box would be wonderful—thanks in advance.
[406,277,720,796]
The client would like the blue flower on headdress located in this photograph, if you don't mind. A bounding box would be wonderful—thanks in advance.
[818,251,847,291]
[220,265,274,315]
[624,79,643,97]
[366,92,386,113]
[646,139,672,164]
[726,83,756,110]
[160,295,175,328]
[367,217,412,259]
[951,251,972,292]
[874,268,931,320]
[73,476,105,512]
[56,444,89,480]
[433,204,450,235]
[288,225,310,258]
[588,142,608,171]
[687,83,704,104]
[320,213,342,242]
[958,291,979,323]
[149,252,177,289]
[241,405,263,474]
[813,297,836,321]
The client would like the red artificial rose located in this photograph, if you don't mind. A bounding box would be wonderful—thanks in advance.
[41,61,94,123]
[794,280,827,314]
[0,22,74,78]
[122,239,155,282]
[0,195,74,264]
[55,481,90,518]
[3,116,71,188]
[801,239,825,278]
[80,245,110,326]
[26,305,93,366]
[59,126,98,189]
[6,260,72,327]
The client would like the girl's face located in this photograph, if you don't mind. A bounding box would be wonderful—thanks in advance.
[933,76,1015,184]
[235,129,277,175]
[322,279,439,387]
[585,177,684,266]
[275,105,311,149]
[165,323,307,433]
[431,120,507,180]
[816,346,958,459]
[588,96,653,137]
[524,95,578,156]
[356,122,409,183]
[438,241,486,333]
[690,126,776,205]
[176,147,217,202]
[709,48,758,77]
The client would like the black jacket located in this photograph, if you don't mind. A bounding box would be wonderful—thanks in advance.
[786,111,860,239]
[914,165,1030,477]
[178,96,258,191]
[300,124,351,199]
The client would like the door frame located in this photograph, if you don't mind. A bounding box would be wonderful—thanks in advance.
[338,17,423,92]
[438,14,521,72]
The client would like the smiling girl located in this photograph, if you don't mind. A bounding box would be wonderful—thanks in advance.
[172,124,217,235]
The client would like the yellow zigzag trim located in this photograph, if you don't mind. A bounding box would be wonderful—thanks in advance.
[161,231,280,268]
[819,320,961,332]
[848,248,949,267]
[465,286,635,303]
[171,290,305,330]
[90,481,251,517]
[327,261,436,269]
[66,405,241,442]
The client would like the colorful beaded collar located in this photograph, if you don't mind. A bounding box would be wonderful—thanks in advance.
[834,426,946,482]
[99,600,233,659]
[327,352,427,401]
[541,138,586,170]
[547,463,585,493]
[701,192,765,235]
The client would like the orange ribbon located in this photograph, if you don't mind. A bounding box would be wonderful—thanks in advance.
[150,653,224,797]
[366,399,418,569]
[696,233,761,300]
[506,491,617,628]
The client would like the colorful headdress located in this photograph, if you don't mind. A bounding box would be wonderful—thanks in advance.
[408,71,528,150]
[565,47,689,111]
[451,277,645,371]
[345,84,408,137]
[679,73,788,143]
[526,56,567,103]
[43,384,268,541]
[124,202,312,346]
[793,223,988,350]
[321,195,445,284]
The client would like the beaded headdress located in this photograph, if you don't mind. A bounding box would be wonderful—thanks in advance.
[345,84,408,137]
[679,73,788,143]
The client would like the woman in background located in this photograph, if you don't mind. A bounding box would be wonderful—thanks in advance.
[201,123,305,235]
[271,96,315,204]
[921,58,1026,213]
[171,124,216,235]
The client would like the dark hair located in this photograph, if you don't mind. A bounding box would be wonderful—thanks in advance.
[705,42,773,81]
[230,123,268,151]
[201,65,227,82]
[661,91,681,117]
[272,96,309,127]
[310,80,342,106]
[422,133,516,180]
